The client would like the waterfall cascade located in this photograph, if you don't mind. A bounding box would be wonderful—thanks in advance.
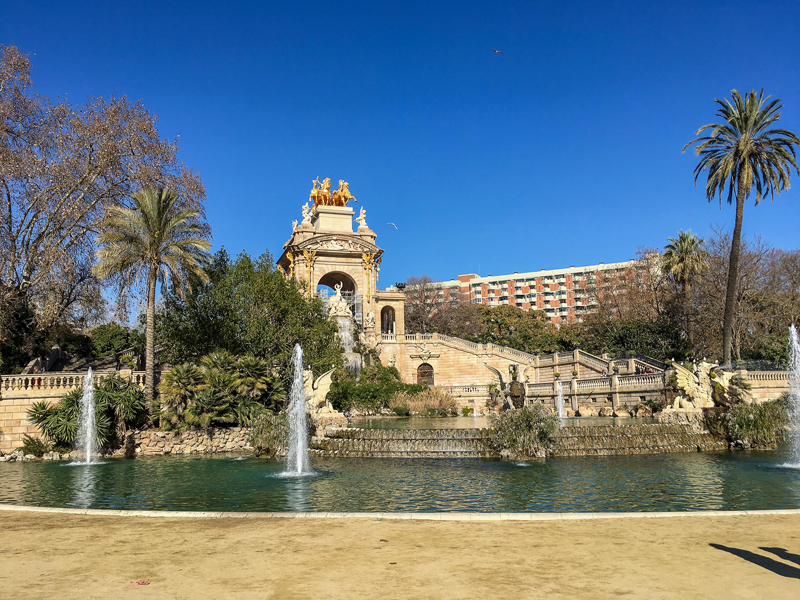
[556,381,565,419]
[75,368,96,464]
[284,344,313,476]
[787,325,800,465]
[335,315,362,375]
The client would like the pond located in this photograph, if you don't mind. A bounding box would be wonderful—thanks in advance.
[1,448,800,513]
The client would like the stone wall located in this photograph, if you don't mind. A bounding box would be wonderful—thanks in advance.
[0,371,145,454]
[132,427,253,455]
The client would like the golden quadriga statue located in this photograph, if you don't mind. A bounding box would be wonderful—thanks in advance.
[309,178,356,207]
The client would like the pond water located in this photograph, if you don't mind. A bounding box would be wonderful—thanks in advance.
[2,448,800,513]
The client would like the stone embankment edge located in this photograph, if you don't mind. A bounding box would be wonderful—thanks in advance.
[1,504,799,520]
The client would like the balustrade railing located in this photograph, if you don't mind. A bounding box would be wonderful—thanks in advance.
[576,378,611,391]
[1,371,146,394]
[443,385,490,395]
[618,373,664,388]
[526,383,553,395]
[741,371,790,382]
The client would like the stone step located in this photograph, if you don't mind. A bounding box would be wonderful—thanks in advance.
[324,427,490,441]
[310,449,494,458]
[550,440,727,457]
[311,437,489,453]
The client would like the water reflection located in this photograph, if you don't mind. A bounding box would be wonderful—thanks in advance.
[1,449,799,513]
[70,464,96,508]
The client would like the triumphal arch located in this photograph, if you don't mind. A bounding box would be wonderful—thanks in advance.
[276,178,406,341]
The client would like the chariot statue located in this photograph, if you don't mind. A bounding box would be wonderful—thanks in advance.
[310,177,356,207]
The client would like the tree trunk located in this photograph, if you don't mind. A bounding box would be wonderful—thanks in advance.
[145,263,157,409]
[722,172,746,367]
[685,283,694,348]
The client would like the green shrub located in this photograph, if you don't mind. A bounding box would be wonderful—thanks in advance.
[392,406,410,416]
[18,434,51,457]
[488,404,558,458]
[27,375,148,450]
[327,364,426,412]
[725,398,788,449]
[249,411,288,456]
[461,406,472,417]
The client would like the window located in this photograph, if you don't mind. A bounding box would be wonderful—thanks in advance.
[417,363,434,386]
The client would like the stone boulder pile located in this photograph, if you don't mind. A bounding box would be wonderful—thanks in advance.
[132,427,253,455]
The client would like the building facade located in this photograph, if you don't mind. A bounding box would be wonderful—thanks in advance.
[428,261,640,324]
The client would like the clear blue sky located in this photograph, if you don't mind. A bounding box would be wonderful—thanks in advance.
[4,1,800,286]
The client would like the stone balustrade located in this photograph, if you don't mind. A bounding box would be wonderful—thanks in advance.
[0,370,146,453]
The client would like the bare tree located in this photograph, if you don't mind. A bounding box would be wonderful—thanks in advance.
[0,45,206,337]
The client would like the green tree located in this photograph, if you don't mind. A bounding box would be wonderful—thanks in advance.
[663,230,708,347]
[93,187,211,405]
[90,322,132,357]
[684,89,799,365]
[158,249,342,386]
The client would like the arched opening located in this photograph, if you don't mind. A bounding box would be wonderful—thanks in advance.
[380,306,396,334]
[417,363,434,386]
[316,272,360,318]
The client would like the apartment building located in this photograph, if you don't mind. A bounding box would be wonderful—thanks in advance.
[429,260,638,324]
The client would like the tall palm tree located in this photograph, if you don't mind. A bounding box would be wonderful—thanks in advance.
[684,89,799,365]
[94,188,211,405]
[663,230,708,348]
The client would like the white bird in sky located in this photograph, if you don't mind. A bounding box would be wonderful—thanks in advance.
[387,222,398,229]
[490,49,504,54]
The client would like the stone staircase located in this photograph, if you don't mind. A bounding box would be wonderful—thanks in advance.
[310,427,494,458]
[549,423,726,457]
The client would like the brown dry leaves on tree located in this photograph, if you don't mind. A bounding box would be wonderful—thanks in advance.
[0,44,207,329]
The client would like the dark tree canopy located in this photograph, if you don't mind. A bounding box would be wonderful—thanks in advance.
[158,249,343,385]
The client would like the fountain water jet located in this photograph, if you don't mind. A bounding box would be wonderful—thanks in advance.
[283,344,313,476]
[787,325,800,465]
[75,368,96,464]
[556,381,565,419]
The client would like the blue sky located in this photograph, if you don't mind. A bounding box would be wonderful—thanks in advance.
[4,1,800,286]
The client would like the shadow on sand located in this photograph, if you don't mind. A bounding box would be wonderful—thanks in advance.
[710,544,800,579]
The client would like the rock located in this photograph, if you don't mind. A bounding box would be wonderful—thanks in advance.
[614,407,631,418]
[598,407,615,417]
[576,404,598,417]
[631,404,653,418]
[24,454,36,460]
[0,455,8,462]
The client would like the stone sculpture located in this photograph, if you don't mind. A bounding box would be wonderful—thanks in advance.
[670,361,753,409]
[327,283,351,318]
[301,202,312,225]
[484,362,524,410]
[355,207,368,229]
[365,310,375,328]
[292,219,298,231]
[303,368,337,413]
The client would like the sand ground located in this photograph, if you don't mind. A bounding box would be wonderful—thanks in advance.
[1,511,799,599]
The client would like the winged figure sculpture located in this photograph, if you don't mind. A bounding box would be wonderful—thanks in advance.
[303,368,337,413]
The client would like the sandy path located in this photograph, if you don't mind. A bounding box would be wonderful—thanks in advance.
[1,511,799,599]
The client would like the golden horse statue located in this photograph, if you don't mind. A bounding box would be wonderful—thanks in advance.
[310,178,356,207]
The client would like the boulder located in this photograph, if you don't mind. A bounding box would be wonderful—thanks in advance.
[613,406,631,418]
[576,404,599,417]
[630,404,653,418]
[598,407,615,417]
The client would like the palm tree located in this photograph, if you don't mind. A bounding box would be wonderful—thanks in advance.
[158,363,203,428]
[94,187,211,406]
[684,89,799,365]
[663,230,708,347]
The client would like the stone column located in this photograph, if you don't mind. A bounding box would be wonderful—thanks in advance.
[570,377,579,411]
[611,373,620,409]
[573,349,580,378]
